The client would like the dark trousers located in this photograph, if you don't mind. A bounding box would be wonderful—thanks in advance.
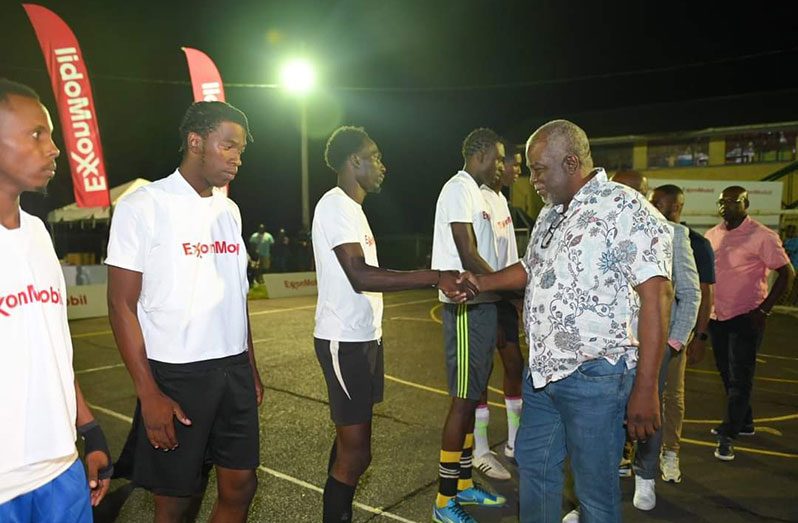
[709,313,765,438]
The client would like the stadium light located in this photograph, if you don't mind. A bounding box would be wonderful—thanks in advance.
[279,58,316,229]
[280,58,316,95]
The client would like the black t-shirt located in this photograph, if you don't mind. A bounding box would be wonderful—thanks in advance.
[684,223,716,284]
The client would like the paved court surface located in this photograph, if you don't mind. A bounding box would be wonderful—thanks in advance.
[72,290,798,522]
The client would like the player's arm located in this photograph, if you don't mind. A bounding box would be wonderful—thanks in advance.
[245,304,264,405]
[758,262,795,315]
[74,380,111,506]
[107,266,191,450]
[627,275,673,441]
[333,243,468,298]
[450,222,494,274]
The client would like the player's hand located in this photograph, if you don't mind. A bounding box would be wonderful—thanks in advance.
[437,270,470,302]
[85,450,111,506]
[626,383,660,441]
[456,271,481,301]
[748,307,768,332]
[252,366,264,406]
[686,338,706,366]
[140,390,191,451]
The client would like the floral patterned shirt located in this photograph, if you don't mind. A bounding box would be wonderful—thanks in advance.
[520,169,673,388]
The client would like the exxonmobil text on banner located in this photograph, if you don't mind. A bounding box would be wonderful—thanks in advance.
[22,3,110,208]
[182,47,226,102]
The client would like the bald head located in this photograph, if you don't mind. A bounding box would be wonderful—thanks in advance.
[611,170,649,195]
[649,184,684,222]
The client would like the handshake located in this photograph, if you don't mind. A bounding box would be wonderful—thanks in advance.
[436,271,481,302]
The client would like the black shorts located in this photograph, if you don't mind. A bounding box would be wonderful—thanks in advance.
[443,303,497,400]
[496,300,520,346]
[114,352,259,497]
[315,338,384,426]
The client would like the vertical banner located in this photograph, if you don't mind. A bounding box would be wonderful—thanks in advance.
[181,47,226,102]
[181,47,229,196]
[22,4,110,208]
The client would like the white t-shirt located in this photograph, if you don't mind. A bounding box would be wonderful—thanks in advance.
[480,186,519,269]
[312,187,383,341]
[0,211,78,503]
[105,170,249,363]
[432,171,499,303]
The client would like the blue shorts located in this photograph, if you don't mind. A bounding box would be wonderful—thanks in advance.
[0,459,91,523]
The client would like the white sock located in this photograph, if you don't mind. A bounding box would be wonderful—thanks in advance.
[474,404,490,457]
[505,396,522,450]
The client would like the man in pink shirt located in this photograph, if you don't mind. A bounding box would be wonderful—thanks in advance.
[705,186,794,461]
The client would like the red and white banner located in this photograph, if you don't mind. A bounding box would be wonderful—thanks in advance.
[181,47,229,196]
[182,47,226,102]
[22,4,110,208]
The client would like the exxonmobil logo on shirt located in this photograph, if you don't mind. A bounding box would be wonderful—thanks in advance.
[182,240,241,258]
[0,285,63,317]
[496,216,512,229]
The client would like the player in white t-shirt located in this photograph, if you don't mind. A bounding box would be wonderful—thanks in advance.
[430,128,508,522]
[106,102,262,523]
[0,79,111,521]
[472,140,524,480]
[313,126,470,523]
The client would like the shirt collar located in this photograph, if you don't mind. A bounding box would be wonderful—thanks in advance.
[168,168,215,199]
[553,168,607,212]
[456,170,480,188]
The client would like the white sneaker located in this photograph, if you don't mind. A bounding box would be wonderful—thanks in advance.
[562,507,580,523]
[504,443,514,459]
[473,451,511,480]
[633,476,656,511]
[660,450,682,483]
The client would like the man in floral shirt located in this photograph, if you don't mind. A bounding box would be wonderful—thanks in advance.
[460,119,673,523]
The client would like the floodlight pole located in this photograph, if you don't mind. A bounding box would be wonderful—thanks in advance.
[300,99,310,230]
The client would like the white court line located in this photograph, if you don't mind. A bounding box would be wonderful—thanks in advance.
[86,402,419,522]
[76,364,125,375]
[75,339,275,375]
[759,352,798,362]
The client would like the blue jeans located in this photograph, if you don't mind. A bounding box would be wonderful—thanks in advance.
[0,459,91,523]
[516,358,635,523]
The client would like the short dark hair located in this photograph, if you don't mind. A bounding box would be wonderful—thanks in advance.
[500,138,520,160]
[324,126,371,172]
[653,184,684,198]
[0,78,40,104]
[462,128,500,161]
[179,101,252,153]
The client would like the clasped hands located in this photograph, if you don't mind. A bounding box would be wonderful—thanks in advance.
[436,271,480,302]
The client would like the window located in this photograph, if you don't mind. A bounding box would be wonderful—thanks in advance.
[647,138,709,168]
[591,144,633,171]
[725,131,796,164]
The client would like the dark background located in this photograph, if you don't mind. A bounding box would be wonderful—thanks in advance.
[2,0,797,239]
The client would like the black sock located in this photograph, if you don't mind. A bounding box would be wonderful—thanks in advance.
[323,475,356,523]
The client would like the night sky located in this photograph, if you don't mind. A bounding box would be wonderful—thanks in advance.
[2,0,797,238]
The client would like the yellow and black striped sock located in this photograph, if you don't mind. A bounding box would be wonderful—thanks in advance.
[458,433,475,491]
[436,449,461,508]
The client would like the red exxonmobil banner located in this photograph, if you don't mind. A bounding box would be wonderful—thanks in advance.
[182,47,229,196]
[23,4,110,208]
[182,47,226,102]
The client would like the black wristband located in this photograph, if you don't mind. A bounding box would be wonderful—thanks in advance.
[78,420,114,479]
[434,270,441,288]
